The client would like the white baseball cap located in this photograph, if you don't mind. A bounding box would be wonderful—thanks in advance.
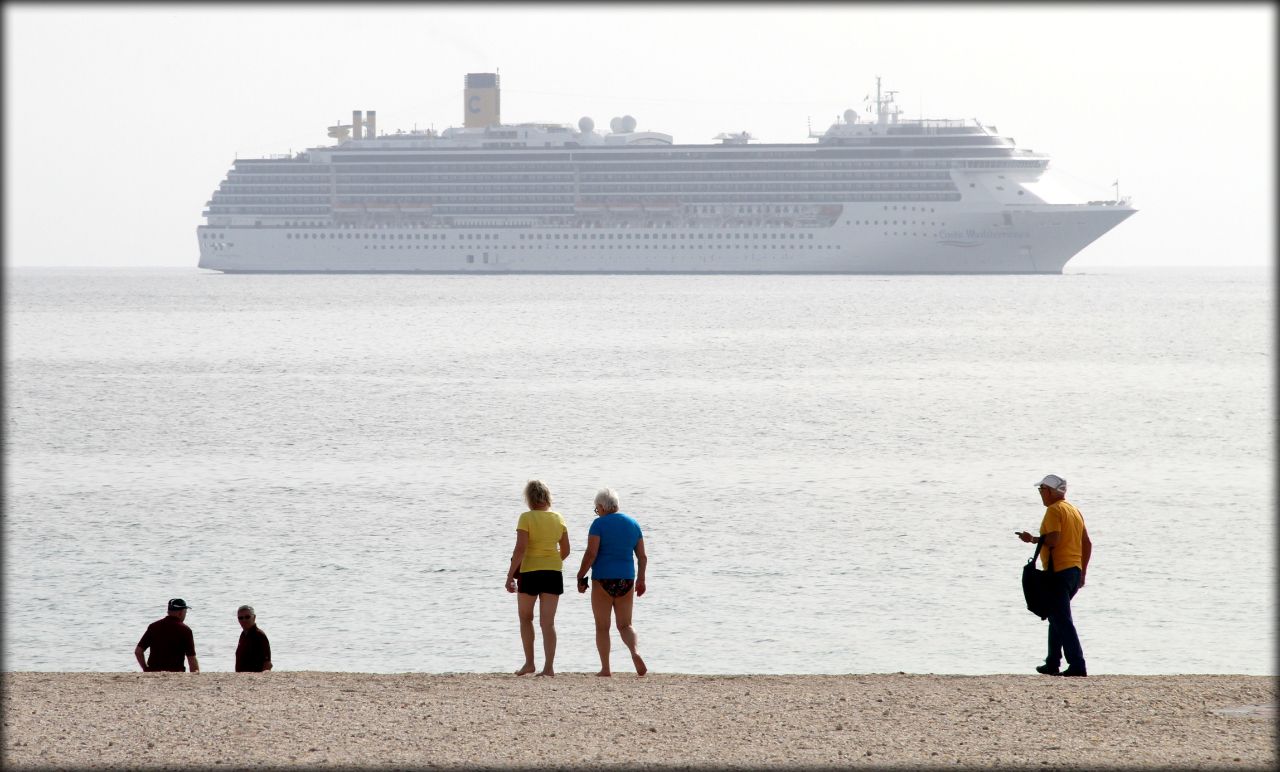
[1035,474,1067,492]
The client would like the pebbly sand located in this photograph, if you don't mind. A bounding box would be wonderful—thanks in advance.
[2,672,1274,769]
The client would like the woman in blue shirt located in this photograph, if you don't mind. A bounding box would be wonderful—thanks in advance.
[575,487,647,676]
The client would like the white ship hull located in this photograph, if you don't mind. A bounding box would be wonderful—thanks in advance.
[198,203,1133,274]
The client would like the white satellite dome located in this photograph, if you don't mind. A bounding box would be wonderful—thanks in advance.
[621,115,637,133]
[609,117,623,133]
[844,108,858,124]
[578,116,595,133]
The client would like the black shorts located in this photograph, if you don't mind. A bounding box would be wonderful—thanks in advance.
[517,570,563,596]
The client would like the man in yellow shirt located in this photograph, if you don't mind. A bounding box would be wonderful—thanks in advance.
[1016,474,1092,677]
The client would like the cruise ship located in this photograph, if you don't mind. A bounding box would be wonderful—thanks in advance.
[197,73,1135,274]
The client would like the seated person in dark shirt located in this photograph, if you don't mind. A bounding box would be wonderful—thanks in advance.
[235,604,272,672]
[135,598,199,672]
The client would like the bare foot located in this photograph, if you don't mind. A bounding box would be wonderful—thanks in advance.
[536,669,555,677]
[514,663,535,676]
[596,669,612,677]
[632,653,648,677]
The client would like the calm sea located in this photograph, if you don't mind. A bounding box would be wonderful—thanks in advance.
[3,267,1273,674]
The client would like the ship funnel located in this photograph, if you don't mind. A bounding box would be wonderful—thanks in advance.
[464,72,501,128]
[352,110,363,140]
[366,110,377,138]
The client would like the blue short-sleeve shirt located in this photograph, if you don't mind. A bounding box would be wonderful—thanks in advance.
[588,512,643,580]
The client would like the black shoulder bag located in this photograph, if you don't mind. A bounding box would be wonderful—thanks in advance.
[1021,538,1055,620]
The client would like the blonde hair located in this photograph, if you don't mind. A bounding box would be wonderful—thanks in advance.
[524,479,552,509]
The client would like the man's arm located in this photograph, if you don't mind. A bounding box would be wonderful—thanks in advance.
[134,645,148,672]
[1080,526,1092,587]
[1018,530,1060,547]
[184,628,199,673]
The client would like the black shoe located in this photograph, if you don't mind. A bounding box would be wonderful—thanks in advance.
[1060,667,1088,677]
[1035,664,1060,675]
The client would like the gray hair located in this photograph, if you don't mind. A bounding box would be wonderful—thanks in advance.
[237,605,256,616]
[594,488,620,514]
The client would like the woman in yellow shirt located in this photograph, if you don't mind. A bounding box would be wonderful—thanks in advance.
[504,479,570,676]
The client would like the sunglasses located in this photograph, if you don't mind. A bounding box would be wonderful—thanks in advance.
[237,615,253,620]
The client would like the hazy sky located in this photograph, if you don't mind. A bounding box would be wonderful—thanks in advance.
[4,3,1274,269]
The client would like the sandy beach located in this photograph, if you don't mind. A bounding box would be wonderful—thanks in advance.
[2,672,1274,769]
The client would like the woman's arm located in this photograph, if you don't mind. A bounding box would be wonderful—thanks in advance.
[505,530,529,593]
[634,538,647,597]
[559,530,571,560]
[576,535,600,591]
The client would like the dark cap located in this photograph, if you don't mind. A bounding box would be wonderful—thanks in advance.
[168,598,192,611]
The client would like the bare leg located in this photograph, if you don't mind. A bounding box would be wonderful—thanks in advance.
[536,593,560,676]
[515,592,536,675]
[590,581,614,676]
[613,588,646,676]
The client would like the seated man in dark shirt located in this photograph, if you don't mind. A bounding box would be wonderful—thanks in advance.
[235,604,273,672]
[135,598,199,672]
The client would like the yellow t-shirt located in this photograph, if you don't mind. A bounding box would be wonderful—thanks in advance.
[1039,500,1086,572]
[516,510,566,572]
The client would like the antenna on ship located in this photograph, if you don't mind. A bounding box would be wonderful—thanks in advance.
[875,75,882,123]
[872,76,900,124]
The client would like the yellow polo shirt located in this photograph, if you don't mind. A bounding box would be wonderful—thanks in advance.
[1039,500,1086,572]
[517,509,566,572]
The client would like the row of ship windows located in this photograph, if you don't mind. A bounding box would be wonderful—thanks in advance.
[577,183,956,193]
[277,223,943,242]
[218,176,980,194]
[220,204,941,234]
[214,183,958,201]
[283,231,822,241]
[230,159,1042,177]
[219,172,956,192]
[221,203,941,232]
[209,193,961,210]
[208,195,962,215]
[357,243,836,252]
[343,170,957,182]
[519,232,819,241]
[340,150,1016,163]
[213,229,947,253]
[209,208,330,215]
[221,225,951,243]
[580,173,954,183]
[342,227,947,254]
